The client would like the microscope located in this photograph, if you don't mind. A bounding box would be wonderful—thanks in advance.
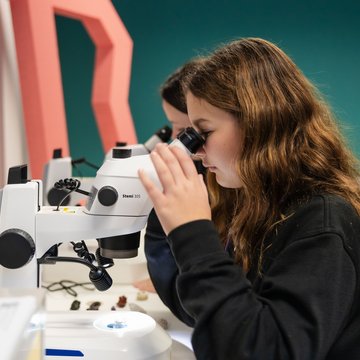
[104,124,172,159]
[0,128,203,360]
[43,125,172,206]
[0,127,203,289]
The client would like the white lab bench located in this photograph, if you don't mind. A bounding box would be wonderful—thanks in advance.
[44,284,194,357]
[41,238,195,359]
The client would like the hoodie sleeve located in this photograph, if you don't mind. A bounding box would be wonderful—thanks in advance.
[144,209,195,326]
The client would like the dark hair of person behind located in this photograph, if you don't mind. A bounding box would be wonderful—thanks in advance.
[183,38,360,272]
[160,59,202,114]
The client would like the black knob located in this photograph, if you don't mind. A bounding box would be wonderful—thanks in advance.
[156,125,172,142]
[7,165,28,184]
[53,148,62,159]
[89,268,113,291]
[47,187,70,206]
[98,186,118,206]
[112,148,132,159]
[0,229,35,269]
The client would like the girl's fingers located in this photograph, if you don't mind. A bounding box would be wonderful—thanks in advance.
[150,150,177,190]
[138,168,164,206]
[170,146,199,179]
[154,144,188,183]
[139,148,211,234]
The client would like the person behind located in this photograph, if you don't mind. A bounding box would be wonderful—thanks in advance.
[139,38,360,359]
[160,62,194,138]
[133,59,202,293]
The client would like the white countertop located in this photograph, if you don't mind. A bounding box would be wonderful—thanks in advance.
[44,283,195,359]
[40,236,195,359]
[45,283,193,346]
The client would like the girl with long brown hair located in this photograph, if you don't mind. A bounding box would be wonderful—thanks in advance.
[140,38,360,359]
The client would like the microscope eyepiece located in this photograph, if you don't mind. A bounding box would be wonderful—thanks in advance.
[175,127,205,154]
[155,125,172,142]
[143,125,172,152]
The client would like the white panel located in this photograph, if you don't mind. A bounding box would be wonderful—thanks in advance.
[0,0,28,187]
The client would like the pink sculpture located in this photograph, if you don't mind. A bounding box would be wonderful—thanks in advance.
[10,0,135,178]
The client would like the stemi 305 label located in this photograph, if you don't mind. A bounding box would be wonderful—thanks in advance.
[122,194,141,198]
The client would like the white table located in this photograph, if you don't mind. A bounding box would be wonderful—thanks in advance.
[41,236,195,359]
[44,283,195,359]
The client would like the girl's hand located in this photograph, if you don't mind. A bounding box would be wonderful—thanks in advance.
[138,143,211,235]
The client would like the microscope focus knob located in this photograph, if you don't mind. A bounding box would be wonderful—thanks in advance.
[0,228,35,269]
[47,187,71,206]
[98,186,118,206]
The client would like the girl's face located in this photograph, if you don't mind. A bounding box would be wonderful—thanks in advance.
[162,100,191,139]
[186,92,243,188]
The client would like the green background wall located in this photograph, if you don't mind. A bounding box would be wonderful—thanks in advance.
[56,0,360,176]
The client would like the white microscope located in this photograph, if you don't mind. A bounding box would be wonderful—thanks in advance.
[42,125,172,206]
[0,127,203,360]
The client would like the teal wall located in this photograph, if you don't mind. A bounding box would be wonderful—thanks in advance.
[56,0,360,176]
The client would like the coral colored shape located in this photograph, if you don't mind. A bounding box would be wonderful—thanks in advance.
[10,0,135,178]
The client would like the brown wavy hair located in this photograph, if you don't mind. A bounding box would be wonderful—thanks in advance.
[182,38,360,272]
